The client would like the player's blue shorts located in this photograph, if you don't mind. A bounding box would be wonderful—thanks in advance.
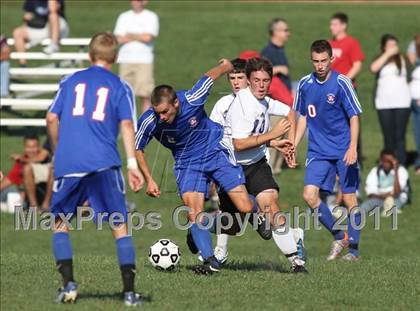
[174,142,245,198]
[304,157,359,194]
[50,167,127,224]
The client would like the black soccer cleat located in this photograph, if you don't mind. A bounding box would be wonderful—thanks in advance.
[291,264,309,274]
[248,213,272,240]
[186,228,199,254]
[193,255,221,275]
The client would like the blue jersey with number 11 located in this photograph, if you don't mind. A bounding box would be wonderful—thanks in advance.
[49,65,136,178]
[293,70,362,159]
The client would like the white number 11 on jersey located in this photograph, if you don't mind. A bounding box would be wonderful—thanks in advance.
[72,83,109,121]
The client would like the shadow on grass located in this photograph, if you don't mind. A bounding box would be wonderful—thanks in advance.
[223,260,289,273]
[185,260,289,273]
[78,292,152,302]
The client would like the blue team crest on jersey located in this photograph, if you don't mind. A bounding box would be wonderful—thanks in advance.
[326,93,336,104]
[188,116,199,128]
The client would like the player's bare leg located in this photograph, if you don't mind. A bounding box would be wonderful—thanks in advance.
[227,185,272,240]
[257,189,307,273]
[303,185,348,260]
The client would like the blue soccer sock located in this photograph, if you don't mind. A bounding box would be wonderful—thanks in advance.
[348,211,361,257]
[116,236,136,266]
[53,232,73,261]
[52,232,74,286]
[116,236,136,293]
[316,201,345,240]
[190,223,213,260]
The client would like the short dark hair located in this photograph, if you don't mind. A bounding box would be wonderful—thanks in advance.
[268,17,287,36]
[310,40,333,57]
[151,85,177,106]
[380,149,396,158]
[230,58,246,74]
[331,12,348,24]
[245,57,273,79]
[24,133,39,141]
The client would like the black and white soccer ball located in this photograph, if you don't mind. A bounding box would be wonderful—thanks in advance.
[148,239,181,271]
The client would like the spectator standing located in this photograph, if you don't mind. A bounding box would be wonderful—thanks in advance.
[329,12,364,82]
[13,0,69,65]
[0,34,10,97]
[370,34,411,166]
[114,0,159,112]
[261,20,293,174]
[361,150,410,215]
[408,35,420,174]
[406,33,420,66]
[329,12,365,167]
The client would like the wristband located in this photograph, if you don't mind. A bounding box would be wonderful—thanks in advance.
[127,157,138,170]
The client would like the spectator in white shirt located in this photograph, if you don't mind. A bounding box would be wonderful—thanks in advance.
[114,0,159,112]
[361,149,410,216]
[370,34,411,165]
[407,34,420,175]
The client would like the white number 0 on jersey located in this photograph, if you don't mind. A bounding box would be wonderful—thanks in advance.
[308,104,317,118]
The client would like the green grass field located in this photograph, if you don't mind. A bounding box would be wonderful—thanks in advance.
[1,1,420,310]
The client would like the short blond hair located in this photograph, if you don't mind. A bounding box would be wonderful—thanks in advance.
[88,32,118,64]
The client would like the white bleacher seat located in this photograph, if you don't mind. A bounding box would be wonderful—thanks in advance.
[10,67,83,78]
[0,98,51,110]
[11,52,89,61]
[10,84,59,92]
[7,38,90,47]
[0,118,46,127]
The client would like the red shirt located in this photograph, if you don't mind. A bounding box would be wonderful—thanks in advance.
[6,160,24,185]
[329,35,364,76]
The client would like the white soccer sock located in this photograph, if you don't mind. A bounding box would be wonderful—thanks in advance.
[272,227,298,257]
[216,233,229,251]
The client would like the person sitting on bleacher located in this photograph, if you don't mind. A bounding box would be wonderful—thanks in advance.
[13,0,69,66]
[0,133,52,212]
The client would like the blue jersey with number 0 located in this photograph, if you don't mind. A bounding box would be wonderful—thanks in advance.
[49,66,136,178]
[293,71,362,159]
[135,76,223,168]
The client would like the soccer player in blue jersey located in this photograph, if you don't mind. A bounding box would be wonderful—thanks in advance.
[46,33,145,306]
[294,40,362,261]
[135,59,273,274]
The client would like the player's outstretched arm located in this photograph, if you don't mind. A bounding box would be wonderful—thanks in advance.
[135,150,161,198]
[205,59,234,81]
[46,112,59,153]
[294,115,307,148]
[233,118,291,152]
[343,115,359,166]
[120,120,145,192]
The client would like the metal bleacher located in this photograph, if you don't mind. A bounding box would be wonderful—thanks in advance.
[1,38,90,127]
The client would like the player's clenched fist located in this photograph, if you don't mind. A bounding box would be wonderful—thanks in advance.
[146,179,161,198]
[219,58,234,72]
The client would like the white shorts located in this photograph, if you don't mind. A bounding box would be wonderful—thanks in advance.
[26,16,69,47]
[31,163,51,184]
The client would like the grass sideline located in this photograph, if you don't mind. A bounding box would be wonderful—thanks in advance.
[1,1,420,310]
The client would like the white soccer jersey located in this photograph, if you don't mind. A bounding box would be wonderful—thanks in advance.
[209,93,235,146]
[226,87,290,165]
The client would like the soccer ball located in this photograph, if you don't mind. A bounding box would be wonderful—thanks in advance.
[148,239,181,271]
